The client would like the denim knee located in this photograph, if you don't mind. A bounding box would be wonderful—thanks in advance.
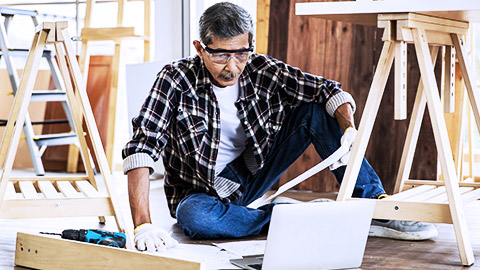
[176,193,218,238]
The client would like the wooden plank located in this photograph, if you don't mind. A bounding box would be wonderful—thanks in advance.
[15,233,203,270]
[256,0,270,55]
[404,186,446,202]
[413,27,474,266]
[426,187,474,203]
[337,40,395,200]
[18,181,39,199]
[386,185,436,201]
[444,46,456,113]
[404,179,480,188]
[295,1,480,25]
[54,35,98,189]
[143,0,151,62]
[105,41,122,168]
[5,182,22,200]
[443,62,465,181]
[0,198,114,219]
[76,180,103,197]
[37,181,63,199]
[117,0,125,26]
[81,27,142,41]
[56,181,84,198]
[462,188,480,205]
[10,176,89,181]
[349,198,452,223]
[394,41,407,120]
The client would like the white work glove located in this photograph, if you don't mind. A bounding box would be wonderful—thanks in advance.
[329,127,357,170]
[134,223,179,252]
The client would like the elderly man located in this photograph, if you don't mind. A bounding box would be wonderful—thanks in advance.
[123,2,437,252]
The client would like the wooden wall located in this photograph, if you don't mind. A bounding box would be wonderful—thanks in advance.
[270,0,440,194]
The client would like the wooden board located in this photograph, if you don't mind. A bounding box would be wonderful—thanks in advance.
[15,232,203,270]
[296,1,480,25]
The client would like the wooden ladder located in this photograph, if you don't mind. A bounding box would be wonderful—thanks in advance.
[337,13,480,266]
[67,0,151,172]
[0,21,131,248]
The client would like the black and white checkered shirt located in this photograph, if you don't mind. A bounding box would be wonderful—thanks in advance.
[122,54,355,217]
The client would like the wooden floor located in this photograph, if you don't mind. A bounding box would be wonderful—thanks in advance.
[2,171,480,269]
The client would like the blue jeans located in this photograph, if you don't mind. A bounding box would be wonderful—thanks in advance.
[176,103,385,239]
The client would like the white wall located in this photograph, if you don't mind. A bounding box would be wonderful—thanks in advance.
[154,0,183,62]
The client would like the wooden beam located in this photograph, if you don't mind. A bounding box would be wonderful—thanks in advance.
[0,198,114,219]
[404,179,480,188]
[348,198,453,223]
[256,0,270,55]
[444,46,456,113]
[81,27,144,41]
[394,40,407,119]
[337,40,395,200]
[413,27,473,266]
[15,233,203,270]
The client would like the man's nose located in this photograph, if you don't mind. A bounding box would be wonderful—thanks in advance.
[224,56,238,73]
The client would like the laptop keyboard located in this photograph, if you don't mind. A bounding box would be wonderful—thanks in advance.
[247,263,262,270]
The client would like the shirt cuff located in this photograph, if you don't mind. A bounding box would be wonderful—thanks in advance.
[123,153,156,175]
[325,91,356,117]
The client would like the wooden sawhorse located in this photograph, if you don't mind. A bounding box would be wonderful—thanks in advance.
[0,22,133,249]
[337,13,480,266]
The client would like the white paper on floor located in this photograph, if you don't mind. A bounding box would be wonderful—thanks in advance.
[157,243,242,269]
[213,240,267,257]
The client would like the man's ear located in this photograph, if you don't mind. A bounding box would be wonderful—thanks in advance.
[193,40,204,60]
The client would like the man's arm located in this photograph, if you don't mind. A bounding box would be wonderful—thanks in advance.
[334,103,355,132]
[128,167,179,251]
[127,167,152,227]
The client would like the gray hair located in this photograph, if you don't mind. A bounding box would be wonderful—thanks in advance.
[199,2,254,46]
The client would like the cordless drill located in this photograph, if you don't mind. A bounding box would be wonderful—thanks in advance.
[40,229,126,248]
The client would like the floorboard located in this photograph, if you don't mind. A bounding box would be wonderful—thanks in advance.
[1,171,480,269]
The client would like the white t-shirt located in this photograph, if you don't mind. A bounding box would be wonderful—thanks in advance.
[212,82,248,175]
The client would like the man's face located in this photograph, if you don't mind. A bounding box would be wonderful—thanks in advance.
[194,33,251,88]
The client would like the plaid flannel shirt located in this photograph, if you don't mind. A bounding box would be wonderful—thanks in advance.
[122,54,355,217]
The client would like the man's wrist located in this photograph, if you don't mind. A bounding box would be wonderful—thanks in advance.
[134,223,152,233]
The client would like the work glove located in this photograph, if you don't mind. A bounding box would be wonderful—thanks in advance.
[329,127,357,171]
[134,223,179,252]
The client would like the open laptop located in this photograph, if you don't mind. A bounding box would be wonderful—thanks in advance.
[230,200,376,270]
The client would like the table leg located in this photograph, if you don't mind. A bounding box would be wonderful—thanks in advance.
[337,40,395,200]
[413,27,474,266]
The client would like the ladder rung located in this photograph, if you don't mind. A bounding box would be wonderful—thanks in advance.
[0,48,54,59]
[33,133,78,147]
[31,90,67,102]
[0,119,69,126]
[0,7,37,17]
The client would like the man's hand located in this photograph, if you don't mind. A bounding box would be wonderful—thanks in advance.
[134,223,179,252]
[329,127,357,170]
